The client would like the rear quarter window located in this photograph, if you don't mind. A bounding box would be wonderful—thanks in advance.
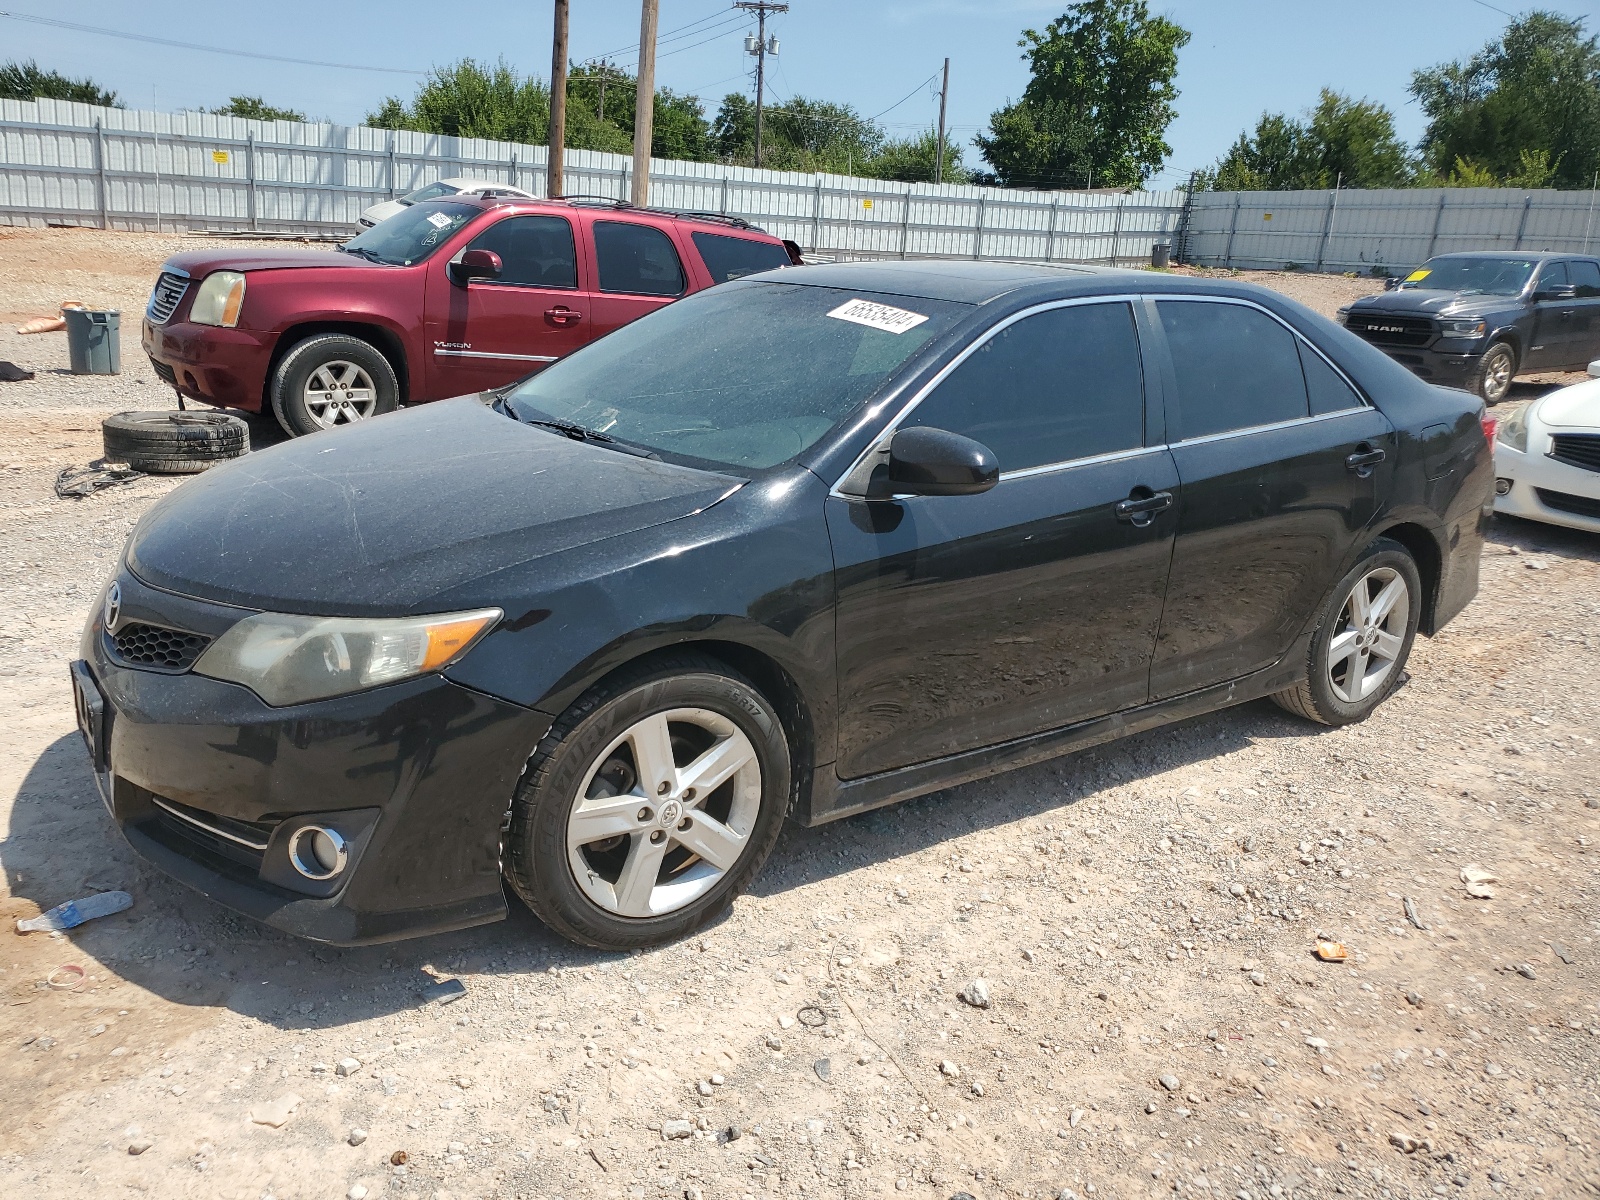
[691,232,793,283]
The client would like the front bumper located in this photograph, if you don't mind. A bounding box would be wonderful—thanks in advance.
[1494,441,1600,534]
[77,574,551,944]
[141,318,278,411]
[1363,342,1482,387]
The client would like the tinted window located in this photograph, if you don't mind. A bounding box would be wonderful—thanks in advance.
[903,302,1144,473]
[1401,256,1536,296]
[594,221,686,296]
[505,283,967,470]
[463,215,577,288]
[692,232,791,283]
[1298,341,1364,415]
[1572,260,1600,298]
[1157,301,1308,438]
[400,181,456,205]
[1535,261,1569,292]
[341,201,477,266]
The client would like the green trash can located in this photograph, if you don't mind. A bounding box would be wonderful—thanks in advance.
[65,308,121,375]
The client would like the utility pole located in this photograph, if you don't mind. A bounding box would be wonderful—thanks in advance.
[596,60,611,124]
[735,2,787,169]
[631,0,658,206]
[547,0,569,198]
[934,57,949,185]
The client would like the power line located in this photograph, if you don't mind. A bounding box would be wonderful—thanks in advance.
[0,9,426,74]
[579,8,743,68]
[866,70,942,122]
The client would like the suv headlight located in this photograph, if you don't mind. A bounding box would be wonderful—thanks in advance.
[1439,317,1486,340]
[188,271,247,327]
[1495,404,1530,453]
[193,608,501,706]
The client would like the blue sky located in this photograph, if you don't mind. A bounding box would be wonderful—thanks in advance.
[4,1,1596,188]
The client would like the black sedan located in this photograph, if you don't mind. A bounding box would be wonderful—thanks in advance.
[73,261,1493,950]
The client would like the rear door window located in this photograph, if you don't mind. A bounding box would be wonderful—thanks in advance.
[1156,301,1309,438]
[462,215,577,288]
[1298,342,1364,415]
[594,221,686,296]
[902,301,1145,473]
[1567,260,1600,298]
[692,232,792,283]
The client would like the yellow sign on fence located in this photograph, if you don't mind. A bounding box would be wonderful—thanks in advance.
[212,150,229,164]
[861,198,873,210]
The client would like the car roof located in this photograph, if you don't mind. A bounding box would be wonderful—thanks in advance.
[1428,250,1590,262]
[431,194,779,238]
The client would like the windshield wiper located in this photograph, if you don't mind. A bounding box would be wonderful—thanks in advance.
[525,418,659,459]
[341,246,387,264]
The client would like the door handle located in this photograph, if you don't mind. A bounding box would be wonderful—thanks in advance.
[1345,444,1386,477]
[1114,489,1173,526]
[545,306,584,324]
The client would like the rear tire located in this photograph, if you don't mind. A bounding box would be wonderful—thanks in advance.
[101,410,249,474]
[1272,537,1422,726]
[270,334,399,438]
[1471,341,1516,405]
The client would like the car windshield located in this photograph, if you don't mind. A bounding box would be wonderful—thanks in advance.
[341,201,477,265]
[1401,256,1537,296]
[398,181,458,207]
[502,281,970,471]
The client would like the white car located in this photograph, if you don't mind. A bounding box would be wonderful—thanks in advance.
[1493,360,1600,533]
[357,177,538,229]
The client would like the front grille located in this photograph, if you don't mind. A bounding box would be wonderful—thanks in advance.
[1345,313,1434,347]
[146,271,189,324]
[109,621,211,672]
[1535,488,1600,520]
[149,357,177,386]
[1549,434,1600,474]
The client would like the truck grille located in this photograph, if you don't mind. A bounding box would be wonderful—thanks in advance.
[108,622,212,672]
[146,271,189,324]
[1549,434,1600,474]
[1535,488,1600,520]
[1344,313,1434,347]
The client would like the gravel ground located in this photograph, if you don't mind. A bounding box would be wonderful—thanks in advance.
[0,227,1597,1200]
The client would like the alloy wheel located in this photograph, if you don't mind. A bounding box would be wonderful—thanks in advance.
[302,360,379,428]
[1325,565,1410,704]
[1483,348,1513,403]
[566,708,762,919]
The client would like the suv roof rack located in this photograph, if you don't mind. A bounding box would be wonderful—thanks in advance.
[551,194,754,231]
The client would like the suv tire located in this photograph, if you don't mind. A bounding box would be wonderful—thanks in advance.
[1272,537,1422,726]
[102,410,250,474]
[504,653,792,950]
[270,334,399,437]
[1470,340,1516,405]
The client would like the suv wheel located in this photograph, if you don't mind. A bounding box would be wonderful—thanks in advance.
[504,653,791,950]
[1272,537,1422,726]
[270,334,399,437]
[1471,341,1516,405]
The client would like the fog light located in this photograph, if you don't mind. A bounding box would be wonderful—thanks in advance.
[288,825,348,881]
[1495,477,1513,496]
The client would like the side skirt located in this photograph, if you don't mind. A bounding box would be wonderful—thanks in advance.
[798,642,1308,827]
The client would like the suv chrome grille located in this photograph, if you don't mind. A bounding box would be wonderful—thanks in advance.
[1549,433,1600,474]
[146,271,189,324]
[108,622,211,672]
[1344,313,1434,347]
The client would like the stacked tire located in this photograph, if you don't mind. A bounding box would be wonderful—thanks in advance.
[102,411,250,474]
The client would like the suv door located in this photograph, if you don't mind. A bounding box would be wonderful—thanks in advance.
[1147,298,1394,700]
[1564,259,1600,367]
[827,299,1178,779]
[424,212,593,397]
[1525,260,1573,372]
[585,218,690,340]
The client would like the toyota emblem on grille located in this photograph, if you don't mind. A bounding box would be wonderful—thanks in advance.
[103,582,122,632]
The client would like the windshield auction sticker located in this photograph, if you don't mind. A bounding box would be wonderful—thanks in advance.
[425,211,455,230]
[826,298,930,335]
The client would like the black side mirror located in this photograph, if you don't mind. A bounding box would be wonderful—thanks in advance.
[450,248,502,286]
[880,426,999,497]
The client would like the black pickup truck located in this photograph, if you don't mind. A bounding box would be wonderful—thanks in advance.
[1339,251,1600,403]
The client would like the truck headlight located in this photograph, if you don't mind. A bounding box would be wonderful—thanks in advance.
[188,271,247,327]
[1335,306,1350,325]
[193,608,501,706]
[1495,405,1529,453]
[1439,317,1486,340]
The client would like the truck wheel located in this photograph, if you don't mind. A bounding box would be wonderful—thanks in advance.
[102,410,249,474]
[270,335,399,437]
[1471,341,1516,405]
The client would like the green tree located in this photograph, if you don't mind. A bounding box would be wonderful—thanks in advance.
[368,58,550,143]
[711,93,882,173]
[1198,91,1412,190]
[0,59,119,107]
[210,96,305,122]
[1411,11,1600,189]
[864,129,971,184]
[975,0,1190,189]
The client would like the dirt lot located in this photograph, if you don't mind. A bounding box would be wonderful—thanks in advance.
[0,225,1597,1200]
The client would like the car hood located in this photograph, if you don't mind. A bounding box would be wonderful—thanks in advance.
[1348,289,1513,318]
[160,247,372,277]
[1534,378,1600,429]
[126,398,744,616]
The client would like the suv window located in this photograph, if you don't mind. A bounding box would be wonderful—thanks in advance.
[902,301,1145,473]
[1298,342,1364,416]
[692,232,791,283]
[1534,261,1569,293]
[463,215,577,288]
[594,221,686,296]
[1567,260,1600,297]
[1156,301,1308,438]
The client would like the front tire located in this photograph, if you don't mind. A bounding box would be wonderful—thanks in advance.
[270,334,399,437]
[1471,341,1516,405]
[1272,538,1422,726]
[504,653,791,950]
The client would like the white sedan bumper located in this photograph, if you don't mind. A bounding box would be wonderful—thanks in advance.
[1494,440,1600,534]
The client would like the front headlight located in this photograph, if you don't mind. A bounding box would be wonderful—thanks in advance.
[1495,404,1530,453]
[188,271,247,327]
[1335,306,1350,326]
[1439,317,1487,340]
[193,608,501,706]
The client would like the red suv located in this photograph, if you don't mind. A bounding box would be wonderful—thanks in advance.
[141,197,799,436]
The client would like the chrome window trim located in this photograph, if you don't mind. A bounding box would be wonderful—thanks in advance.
[1167,405,1372,449]
[1000,443,1166,482]
[151,797,270,852]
